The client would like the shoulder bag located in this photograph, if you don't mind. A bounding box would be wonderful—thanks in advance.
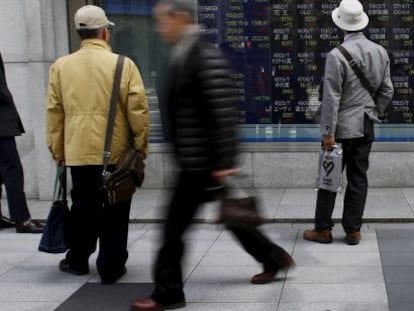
[102,56,145,205]
[336,45,377,99]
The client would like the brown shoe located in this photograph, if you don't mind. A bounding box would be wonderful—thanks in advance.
[303,229,333,243]
[346,231,361,245]
[251,253,295,285]
[251,270,278,285]
[130,297,186,311]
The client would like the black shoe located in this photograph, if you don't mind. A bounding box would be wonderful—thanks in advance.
[59,259,89,276]
[15,219,44,233]
[0,216,15,228]
[101,266,127,284]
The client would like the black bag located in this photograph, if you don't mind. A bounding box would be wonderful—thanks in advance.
[101,56,145,205]
[216,180,264,227]
[38,166,71,253]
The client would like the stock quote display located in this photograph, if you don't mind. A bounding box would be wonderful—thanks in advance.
[198,0,413,128]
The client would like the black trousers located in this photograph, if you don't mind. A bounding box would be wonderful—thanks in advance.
[151,170,289,304]
[0,137,31,223]
[67,166,131,280]
[315,117,374,233]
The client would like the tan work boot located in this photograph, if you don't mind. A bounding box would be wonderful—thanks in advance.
[346,231,361,245]
[303,228,333,243]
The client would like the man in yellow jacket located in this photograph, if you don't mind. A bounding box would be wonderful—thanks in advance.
[46,5,149,284]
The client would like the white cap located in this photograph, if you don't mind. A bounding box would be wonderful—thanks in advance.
[74,5,115,30]
[331,0,369,32]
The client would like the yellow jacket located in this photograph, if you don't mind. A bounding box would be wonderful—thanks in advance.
[46,39,149,166]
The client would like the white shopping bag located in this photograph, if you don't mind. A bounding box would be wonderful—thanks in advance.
[316,143,343,192]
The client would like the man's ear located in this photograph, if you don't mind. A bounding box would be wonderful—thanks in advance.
[102,28,110,42]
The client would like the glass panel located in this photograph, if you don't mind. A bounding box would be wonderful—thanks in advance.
[96,1,413,143]
[102,0,165,142]
[199,0,414,142]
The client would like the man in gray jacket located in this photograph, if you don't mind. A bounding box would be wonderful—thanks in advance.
[304,0,394,245]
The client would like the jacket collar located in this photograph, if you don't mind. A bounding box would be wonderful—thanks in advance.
[169,25,201,69]
[343,32,367,43]
[80,39,112,52]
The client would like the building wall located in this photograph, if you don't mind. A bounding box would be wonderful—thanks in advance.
[0,0,69,200]
[1,1,413,200]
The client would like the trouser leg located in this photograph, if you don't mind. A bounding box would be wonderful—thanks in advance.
[0,137,30,223]
[67,166,102,270]
[151,170,208,304]
[227,225,290,271]
[314,189,337,230]
[97,195,131,280]
[342,139,372,233]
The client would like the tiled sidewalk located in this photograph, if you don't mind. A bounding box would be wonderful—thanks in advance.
[1,188,414,310]
[22,187,414,223]
[0,222,404,311]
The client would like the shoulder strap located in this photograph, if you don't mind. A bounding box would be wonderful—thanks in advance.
[336,45,376,98]
[102,55,125,174]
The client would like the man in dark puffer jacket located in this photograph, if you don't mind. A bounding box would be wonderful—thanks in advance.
[131,1,294,310]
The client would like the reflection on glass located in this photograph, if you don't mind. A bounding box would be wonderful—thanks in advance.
[102,0,414,142]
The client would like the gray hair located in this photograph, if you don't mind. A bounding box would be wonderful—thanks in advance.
[156,0,197,21]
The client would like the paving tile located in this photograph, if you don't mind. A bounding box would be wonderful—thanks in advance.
[277,303,389,311]
[184,303,277,310]
[402,188,414,209]
[377,239,414,252]
[139,225,222,241]
[0,302,61,311]
[0,283,82,302]
[88,265,153,284]
[198,251,259,266]
[218,224,299,240]
[287,266,385,283]
[389,303,414,311]
[376,229,414,239]
[380,253,414,266]
[383,267,414,284]
[364,189,413,218]
[127,251,204,267]
[0,252,33,265]
[0,265,94,283]
[292,251,381,266]
[209,237,294,254]
[0,239,41,252]
[386,284,414,303]
[280,283,388,303]
[185,282,282,303]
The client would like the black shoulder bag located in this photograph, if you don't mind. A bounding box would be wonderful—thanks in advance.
[336,45,377,99]
[102,56,145,205]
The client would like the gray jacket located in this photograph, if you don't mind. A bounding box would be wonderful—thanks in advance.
[320,32,394,139]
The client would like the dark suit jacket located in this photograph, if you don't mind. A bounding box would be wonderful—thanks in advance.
[0,53,25,137]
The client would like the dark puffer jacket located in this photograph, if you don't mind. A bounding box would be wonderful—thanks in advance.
[161,34,238,171]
